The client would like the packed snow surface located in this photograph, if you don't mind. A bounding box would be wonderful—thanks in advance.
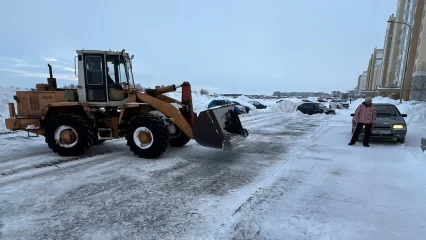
[0,89,426,240]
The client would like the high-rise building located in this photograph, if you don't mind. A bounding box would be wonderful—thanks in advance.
[410,1,426,99]
[381,14,396,87]
[386,1,407,87]
[393,0,425,100]
[365,48,384,91]
[356,71,368,95]
[357,0,426,99]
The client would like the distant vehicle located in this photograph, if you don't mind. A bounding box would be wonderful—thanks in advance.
[297,102,336,115]
[329,100,345,109]
[350,103,407,143]
[317,98,327,102]
[208,99,246,115]
[336,99,350,109]
[301,99,311,102]
[231,101,251,113]
[248,100,267,109]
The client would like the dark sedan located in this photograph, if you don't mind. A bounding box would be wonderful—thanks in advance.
[350,103,407,143]
[248,100,267,109]
[297,102,336,115]
[231,101,251,113]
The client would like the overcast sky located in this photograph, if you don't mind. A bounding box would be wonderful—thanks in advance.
[0,0,396,95]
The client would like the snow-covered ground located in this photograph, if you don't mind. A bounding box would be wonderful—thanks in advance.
[1,88,426,239]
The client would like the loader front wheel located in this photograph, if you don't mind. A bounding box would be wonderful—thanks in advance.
[126,115,170,159]
[45,114,94,156]
[169,125,191,147]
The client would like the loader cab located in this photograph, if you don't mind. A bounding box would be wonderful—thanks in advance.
[75,49,135,107]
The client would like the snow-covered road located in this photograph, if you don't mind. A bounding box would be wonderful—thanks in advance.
[0,111,329,239]
[1,105,426,240]
[217,109,426,240]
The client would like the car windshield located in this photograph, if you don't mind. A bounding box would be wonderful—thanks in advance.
[375,105,398,116]
[318,103,326,108]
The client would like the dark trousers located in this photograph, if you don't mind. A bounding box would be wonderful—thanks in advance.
[350,122,372,145]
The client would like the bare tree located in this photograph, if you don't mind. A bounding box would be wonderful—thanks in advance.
[200,88,209,95]
[411,62,426,101]
[134,83,143,91]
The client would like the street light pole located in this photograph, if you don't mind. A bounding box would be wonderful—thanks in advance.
[388,20,412,103]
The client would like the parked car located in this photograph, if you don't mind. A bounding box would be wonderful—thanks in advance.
[248,100,267,109]
[317,98,328,102]
[337,99,350,109]
[329,99,345,109]
[350,103,407,143]
[208,99,246,115]
[297,102,336,115]
[231,101,251,113]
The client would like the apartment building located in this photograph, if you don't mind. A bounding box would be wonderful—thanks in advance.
[386,1,407,87]
[365,48,384,91]
[357,0,426,99]
[393,0,425,100]
[411,1,426,99]
[381,15,396,87]
[356,71,368,95]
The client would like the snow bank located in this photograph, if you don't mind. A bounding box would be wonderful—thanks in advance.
[165,91,213,113]
[0,87,17,132]
[232,96,256,110]
[266,99,301,113]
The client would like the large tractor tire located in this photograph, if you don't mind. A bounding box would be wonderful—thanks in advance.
[45,114,95,156]
[126,114,170,159]
[169,124,191,147]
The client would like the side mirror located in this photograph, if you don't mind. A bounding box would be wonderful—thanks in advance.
[401,114,407,117]
[350,113,354,116]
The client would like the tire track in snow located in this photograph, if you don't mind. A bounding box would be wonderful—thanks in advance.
[0,111,294,186]
[0,151,126,186]
[0,111,327,239]
[213,116,332,239]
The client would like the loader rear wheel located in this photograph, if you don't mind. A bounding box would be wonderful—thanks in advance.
[45,114,94,156]
[169,125,191,147]
[126,115,170,159]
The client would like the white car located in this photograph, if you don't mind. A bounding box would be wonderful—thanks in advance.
[328,100,344,109]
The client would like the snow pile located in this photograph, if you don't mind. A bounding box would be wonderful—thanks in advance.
[265,99,302,113]
[165,91,213,113]
[232,96,256,110]
[0,87,16,132]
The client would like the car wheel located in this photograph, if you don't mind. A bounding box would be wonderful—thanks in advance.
[397,137,405,143]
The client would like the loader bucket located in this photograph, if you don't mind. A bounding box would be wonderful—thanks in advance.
[193,105,249,150]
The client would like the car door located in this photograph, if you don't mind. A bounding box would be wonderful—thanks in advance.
[298,103,311,114]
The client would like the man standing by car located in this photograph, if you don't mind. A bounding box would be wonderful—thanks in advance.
[348,97,377,147]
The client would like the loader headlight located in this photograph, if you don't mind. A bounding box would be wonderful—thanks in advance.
[393,124,405,129]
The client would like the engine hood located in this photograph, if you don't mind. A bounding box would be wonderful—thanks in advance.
[375,116,406,127]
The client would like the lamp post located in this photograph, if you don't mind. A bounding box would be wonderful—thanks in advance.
[387,20,412,103]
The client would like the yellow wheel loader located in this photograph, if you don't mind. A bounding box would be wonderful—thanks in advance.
[4,49,249,159]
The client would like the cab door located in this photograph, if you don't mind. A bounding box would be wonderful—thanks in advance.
[83,54,107,102]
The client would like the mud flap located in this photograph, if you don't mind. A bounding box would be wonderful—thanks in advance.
[193,105,249,150]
